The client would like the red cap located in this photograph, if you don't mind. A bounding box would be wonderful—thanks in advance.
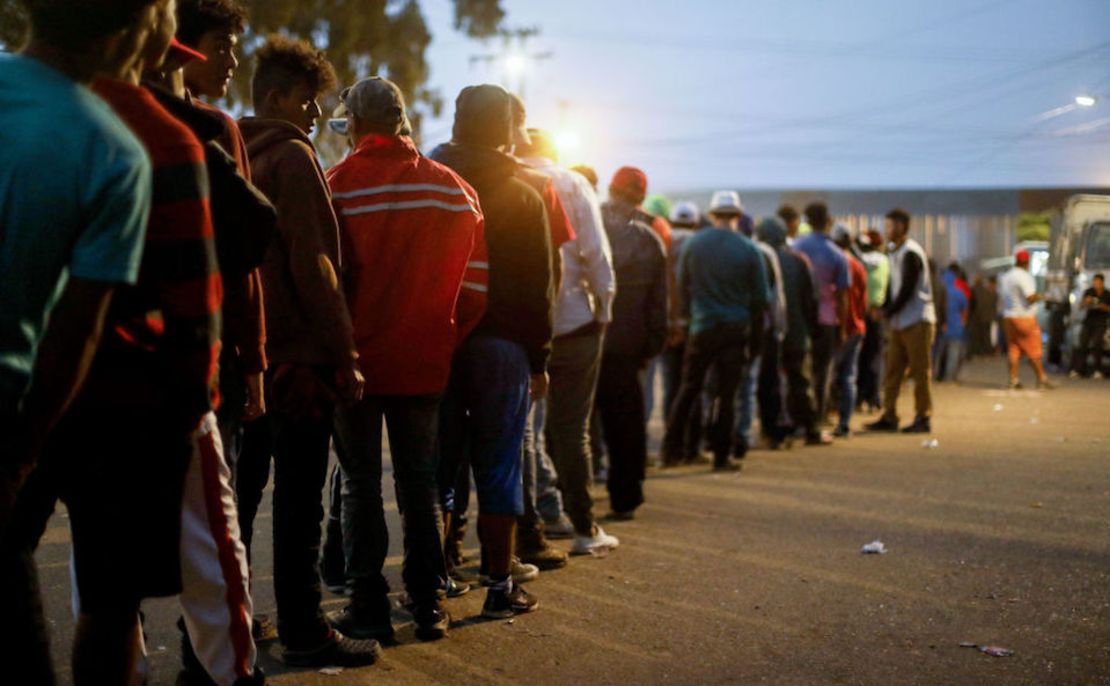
[609,166,648,202]
[169,38,207,63]
[1015,249,1030,265]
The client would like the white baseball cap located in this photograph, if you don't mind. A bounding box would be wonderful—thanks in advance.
[708,190,743,217]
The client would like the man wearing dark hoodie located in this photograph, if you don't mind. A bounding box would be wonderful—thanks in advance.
[758,216,822,447]
[430,84,554,619]
[238,36,378,667]
[597,167,668,517]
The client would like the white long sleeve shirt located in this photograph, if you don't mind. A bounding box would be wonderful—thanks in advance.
[523,156,617,336]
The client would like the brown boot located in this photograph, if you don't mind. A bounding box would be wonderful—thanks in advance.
[516,522,568,570]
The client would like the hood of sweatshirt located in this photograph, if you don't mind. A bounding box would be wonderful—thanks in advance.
[239,117,314,160]
[427,141,517,191]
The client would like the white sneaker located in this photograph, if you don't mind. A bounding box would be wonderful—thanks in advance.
[1069,370,1081,379]
[1095,371,1105,379]
[570,525,620,556]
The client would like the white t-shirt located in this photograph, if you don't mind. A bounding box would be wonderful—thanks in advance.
[1000,267,1037,319]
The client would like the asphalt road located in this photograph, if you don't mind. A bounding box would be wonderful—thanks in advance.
[35,358,1110,685]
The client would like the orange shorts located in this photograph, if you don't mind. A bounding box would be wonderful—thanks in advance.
[1003,317,1043,363]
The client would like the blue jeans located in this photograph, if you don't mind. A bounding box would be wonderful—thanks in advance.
[529,399,566,524]
[438,336,530,516]
[735,354,761,447]
[835,334,863,429]
[939,338,965,381]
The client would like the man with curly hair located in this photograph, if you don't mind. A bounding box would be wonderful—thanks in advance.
[239,36,379,668]
[176,0,268,478]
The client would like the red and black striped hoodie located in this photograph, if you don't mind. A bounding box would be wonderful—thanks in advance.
[91,78,222,424]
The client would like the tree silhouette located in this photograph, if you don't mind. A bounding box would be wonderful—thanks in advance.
[0,0,506,141]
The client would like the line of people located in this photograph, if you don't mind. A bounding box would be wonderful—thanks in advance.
[2,3,1053,685]
[653,199,942,474]
[0,2,672,684]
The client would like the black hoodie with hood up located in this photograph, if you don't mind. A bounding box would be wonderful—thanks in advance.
[429,141,554,374]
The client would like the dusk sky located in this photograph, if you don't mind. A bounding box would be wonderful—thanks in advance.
[418,0,1110,194]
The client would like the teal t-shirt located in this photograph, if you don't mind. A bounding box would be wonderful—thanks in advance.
[679,227,770,335]
[0,54,151,410]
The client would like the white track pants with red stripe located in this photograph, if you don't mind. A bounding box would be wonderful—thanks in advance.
[180,412,256,685]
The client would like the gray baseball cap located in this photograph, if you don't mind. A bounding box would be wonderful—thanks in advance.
[336,76,412,136]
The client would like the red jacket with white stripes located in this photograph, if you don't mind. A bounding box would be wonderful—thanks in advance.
[327,134,488,396]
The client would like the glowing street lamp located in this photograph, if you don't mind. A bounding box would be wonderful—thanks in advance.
[504,53,528,78]
[554,129,582,158]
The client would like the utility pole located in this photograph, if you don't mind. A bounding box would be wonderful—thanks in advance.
[469,27,553,100]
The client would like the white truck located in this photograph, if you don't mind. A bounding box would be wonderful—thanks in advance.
[1044,194,1110,359]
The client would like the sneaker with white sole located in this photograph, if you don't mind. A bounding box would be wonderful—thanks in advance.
[479,558,539,586]
[570,525,620,556]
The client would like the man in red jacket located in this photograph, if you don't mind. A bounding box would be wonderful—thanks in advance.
[325,77,487,642]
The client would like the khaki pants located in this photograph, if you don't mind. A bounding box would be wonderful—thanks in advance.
[882,321,935,422]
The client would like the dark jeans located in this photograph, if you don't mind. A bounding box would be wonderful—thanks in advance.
[664,324,751,467]
[439,336,530,517]
[811,325,839,423]
[1,468,61,686]
[781,345,817,437]
[520,399,544,536]
[544,330,604,535]
[595,354,649,513]
[334,394,447,604]
[834,333,863,429]
[265,365,335,649]
[857,317,884,407]
[216,349,247,484]
[1071,320,1108,375]
[756,334,785,442]
[235,416,273,562]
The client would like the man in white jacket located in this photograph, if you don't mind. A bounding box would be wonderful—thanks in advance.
[517,128,621,555]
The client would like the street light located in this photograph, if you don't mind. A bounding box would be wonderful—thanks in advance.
[554,129,582,159]
[1075,94,1098,107]
[504,53,528,78]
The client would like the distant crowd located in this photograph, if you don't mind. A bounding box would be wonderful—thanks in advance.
[3,2,1108,685]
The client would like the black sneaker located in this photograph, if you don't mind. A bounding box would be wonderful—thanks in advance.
[281,630,382,668]
[713,459,742,472]
[326,596,395,643]
[832,424,851,438]
[446,577,470,598]
[482,582,539,619]
[900,417,931,434]
[865,417,899,432]
[409,601,450,641]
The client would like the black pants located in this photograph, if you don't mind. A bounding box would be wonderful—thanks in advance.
[333,394,447,605]
[781,345,818,437]
[661,342,703,461]
[260,365,336,650]
[1071,320,1108,375]
[235,416,273,562]
[857,317,883,407]
[595,354,649,514]
[756,334,785,442]
[664,324,750,467]
[811,325,839,423]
